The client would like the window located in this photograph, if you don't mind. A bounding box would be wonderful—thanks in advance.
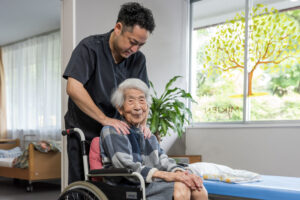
[2,31,61,140]
[191,0,300,123]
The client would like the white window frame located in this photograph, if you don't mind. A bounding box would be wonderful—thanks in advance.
[189,0,300,128]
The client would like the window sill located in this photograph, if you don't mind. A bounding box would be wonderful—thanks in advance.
[188,121,300,129]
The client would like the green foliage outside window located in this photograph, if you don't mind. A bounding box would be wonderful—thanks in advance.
[193,4,300,122]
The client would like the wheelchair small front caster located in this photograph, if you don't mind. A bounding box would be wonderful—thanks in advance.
[26,184,33,192]
[13,178,20,185]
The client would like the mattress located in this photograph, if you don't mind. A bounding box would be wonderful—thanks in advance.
[204,175,300,200]
[0,158,15,168]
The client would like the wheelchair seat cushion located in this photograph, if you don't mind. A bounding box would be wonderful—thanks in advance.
[89,137,103,170]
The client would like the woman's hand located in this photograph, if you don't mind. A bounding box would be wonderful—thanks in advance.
[174,171,203,191]
[188,172,203,191]
[152,170,203,191]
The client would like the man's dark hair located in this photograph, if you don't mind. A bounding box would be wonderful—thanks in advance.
[117,2,155,33]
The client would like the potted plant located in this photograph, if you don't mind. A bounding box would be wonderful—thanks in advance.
[148,76,195,141]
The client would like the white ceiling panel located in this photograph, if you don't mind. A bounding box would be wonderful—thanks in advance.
[0,0,60,46]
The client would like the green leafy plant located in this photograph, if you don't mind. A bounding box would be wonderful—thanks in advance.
[148,76,195,139]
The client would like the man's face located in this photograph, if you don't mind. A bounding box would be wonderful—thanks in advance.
[118,88,148,126]
[114,24,149,58]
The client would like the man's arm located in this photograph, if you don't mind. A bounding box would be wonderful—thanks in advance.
[66,77,129,134]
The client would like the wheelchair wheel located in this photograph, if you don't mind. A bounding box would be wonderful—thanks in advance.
[58,181,108,200]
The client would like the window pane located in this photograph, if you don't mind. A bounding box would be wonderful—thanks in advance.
[249,0,300,120]
[191,0,246,122]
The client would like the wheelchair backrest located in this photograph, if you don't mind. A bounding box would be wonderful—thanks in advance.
[89,137,103,170]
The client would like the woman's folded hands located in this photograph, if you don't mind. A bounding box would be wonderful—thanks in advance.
[153,170,203,191]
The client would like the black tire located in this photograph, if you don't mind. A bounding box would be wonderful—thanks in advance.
[58,181,108,200]
[13,178,20,185]
[58,188,94,200]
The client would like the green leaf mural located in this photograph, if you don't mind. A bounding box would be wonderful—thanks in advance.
[202,4,300,96]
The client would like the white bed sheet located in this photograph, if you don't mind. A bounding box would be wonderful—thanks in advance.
[0,158,15,168]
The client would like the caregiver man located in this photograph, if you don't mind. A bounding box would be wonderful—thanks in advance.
[63,2,155,184]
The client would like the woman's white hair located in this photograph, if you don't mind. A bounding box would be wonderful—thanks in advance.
[111,78,152,108]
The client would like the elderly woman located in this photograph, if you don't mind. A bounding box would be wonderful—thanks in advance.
[100,78,208,200]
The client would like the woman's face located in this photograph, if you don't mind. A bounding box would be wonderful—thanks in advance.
[118,88,148,126]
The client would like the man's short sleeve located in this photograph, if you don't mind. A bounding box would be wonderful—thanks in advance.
[63,40,95,85]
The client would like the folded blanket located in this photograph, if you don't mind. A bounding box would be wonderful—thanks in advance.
[33,140,62,153]
[189,162,261,183]
[0,146,22,158]
[13,140,61,168]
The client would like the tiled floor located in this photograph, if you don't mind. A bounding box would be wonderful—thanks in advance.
[0,177,61,200]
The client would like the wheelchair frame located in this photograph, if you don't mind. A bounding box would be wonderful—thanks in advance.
[58,128,146,200]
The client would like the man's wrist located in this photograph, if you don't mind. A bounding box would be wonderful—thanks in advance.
[98,115,107,125]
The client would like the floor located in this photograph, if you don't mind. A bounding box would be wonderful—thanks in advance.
[0,177,61,200]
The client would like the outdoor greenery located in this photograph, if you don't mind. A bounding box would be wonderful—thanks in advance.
[202,4,300,96]
[193,4,300,122]
[148,76,195,138]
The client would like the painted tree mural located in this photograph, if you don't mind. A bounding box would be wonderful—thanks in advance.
[202,4,300,96]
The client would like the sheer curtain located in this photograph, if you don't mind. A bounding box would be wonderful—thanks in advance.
[0,48,7,139]
[2,31,61,141]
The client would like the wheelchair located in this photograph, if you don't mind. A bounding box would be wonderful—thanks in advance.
[58,128,146,200]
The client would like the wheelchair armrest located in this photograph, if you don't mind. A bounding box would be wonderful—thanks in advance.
[177,162,189,167]
[89,168,133,175]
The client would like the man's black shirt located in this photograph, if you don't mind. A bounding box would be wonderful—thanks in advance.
[63,30,149,140]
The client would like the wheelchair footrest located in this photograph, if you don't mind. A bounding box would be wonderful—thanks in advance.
[90,180,142,200]
[90,168,133,175]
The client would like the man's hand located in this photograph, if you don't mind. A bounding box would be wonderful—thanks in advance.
[102,117,130,135]
[140,124,151,139]
[139,107,151,139]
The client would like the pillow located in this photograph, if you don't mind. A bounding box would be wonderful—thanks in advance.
[0,147,22,158]
[189,162,261,183]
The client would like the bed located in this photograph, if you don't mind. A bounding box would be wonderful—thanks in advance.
[0,139,61,192]
[204,175,300,200]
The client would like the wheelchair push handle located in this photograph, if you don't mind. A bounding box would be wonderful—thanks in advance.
[62,128,89,181]
[61,128,86,142]
[62,129,76,136]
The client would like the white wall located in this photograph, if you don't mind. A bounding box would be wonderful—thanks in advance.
[61,0,76,189]
[186,125,300,177]
[140,0,190,153]
[74,0,190,94]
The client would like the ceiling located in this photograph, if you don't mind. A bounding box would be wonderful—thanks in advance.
[0,0,60,46]
[0,0,298,46]
[192,0,300,28]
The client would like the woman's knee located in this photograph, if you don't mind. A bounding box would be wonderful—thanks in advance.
[191,185,208,200]
[173,182,191,200]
